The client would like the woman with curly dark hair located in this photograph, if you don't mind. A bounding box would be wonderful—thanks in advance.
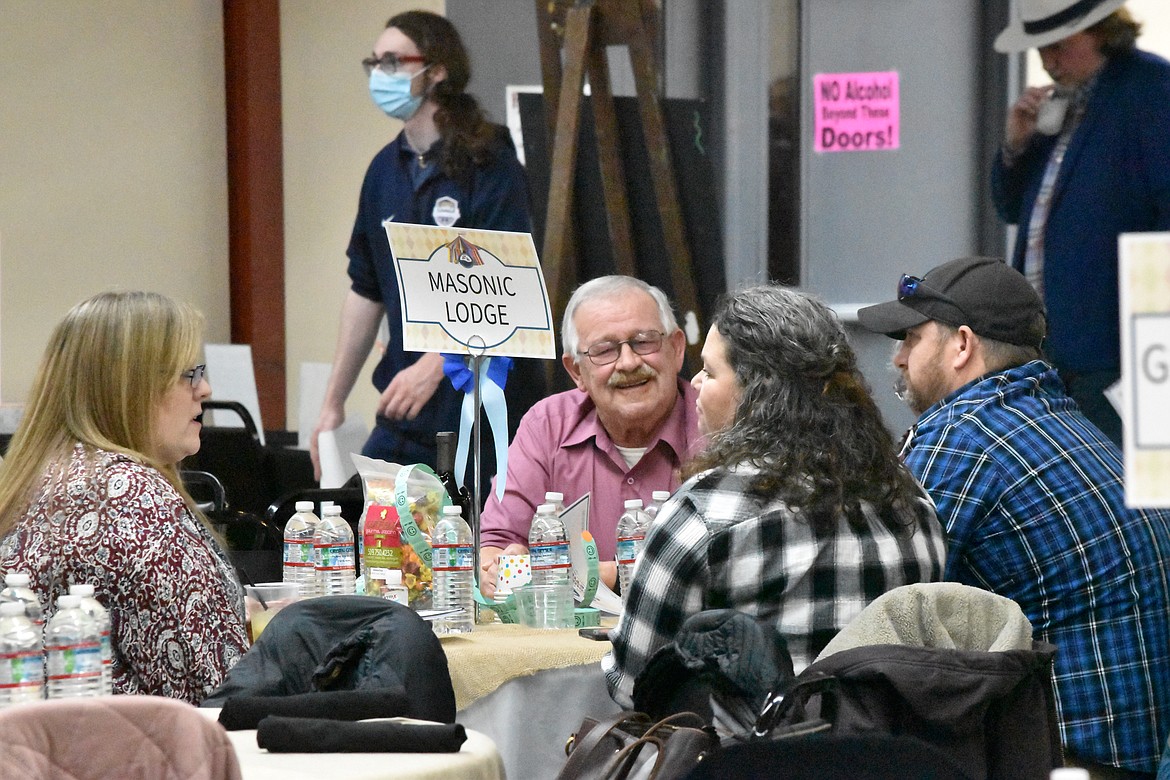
[603,285,946,707]
[312,10,540,476]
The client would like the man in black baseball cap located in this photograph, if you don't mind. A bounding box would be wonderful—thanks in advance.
[858,257,1046,415]
[860,256,1170,777]
[858,256,1046,348]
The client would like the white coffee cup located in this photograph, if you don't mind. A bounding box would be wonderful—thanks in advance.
[1036,90,1071,136]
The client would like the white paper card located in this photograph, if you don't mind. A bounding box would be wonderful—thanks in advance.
[1104,379,1124,417]
[317,418,368,488]
[563,493,623,615]
[298,362,333,451]
[203,343,265,445]
[385,223,556,359]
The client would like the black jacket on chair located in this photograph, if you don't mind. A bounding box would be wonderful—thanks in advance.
[758,640,1062,780]
[201,596,456,724]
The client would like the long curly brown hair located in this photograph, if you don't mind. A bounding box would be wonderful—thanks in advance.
[685,285,920,535]
[387,11,503,185]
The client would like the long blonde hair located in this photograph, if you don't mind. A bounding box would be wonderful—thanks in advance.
[0,291,204,538]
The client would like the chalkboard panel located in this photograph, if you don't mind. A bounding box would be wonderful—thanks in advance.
[518,93,725,326]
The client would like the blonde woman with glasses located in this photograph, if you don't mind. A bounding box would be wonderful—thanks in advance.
[0,291,247,704]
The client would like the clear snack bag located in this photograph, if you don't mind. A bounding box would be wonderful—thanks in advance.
[353,454,450,611]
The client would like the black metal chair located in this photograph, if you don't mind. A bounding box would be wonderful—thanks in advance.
[180,469,227,515]
[184,400,278,516]
[265,482,365,574]
[181,465,284,586]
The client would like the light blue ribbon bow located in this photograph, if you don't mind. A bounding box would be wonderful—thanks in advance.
[442,354,511,500]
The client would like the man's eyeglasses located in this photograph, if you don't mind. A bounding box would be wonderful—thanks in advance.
[362,52,427,77]
[182,365,207,389]
[579,331,664,366]
[897,274,967,318]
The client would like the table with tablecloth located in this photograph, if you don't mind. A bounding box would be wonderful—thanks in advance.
[442,622,622,780]
[439,622,614,709]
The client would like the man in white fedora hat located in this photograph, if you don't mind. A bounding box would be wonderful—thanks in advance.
[991,1,1170,450]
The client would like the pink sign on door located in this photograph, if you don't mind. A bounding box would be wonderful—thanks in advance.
[813,71,900,153]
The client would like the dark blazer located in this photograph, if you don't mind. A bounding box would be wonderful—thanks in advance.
[991,48,1170,373]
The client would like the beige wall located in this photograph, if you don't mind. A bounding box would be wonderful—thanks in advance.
[0,0,441,433]
[1132,0,1170,54]
[0,1,230,404]
[281,0,443,432]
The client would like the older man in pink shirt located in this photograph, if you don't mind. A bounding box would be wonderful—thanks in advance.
[478,276,701,596]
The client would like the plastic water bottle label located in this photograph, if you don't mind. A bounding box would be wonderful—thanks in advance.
[616,535,643,566]
[531,541,571,571]
[530,542,553,570]
[315,542,355,571]
[550,541,571,568]
[46,642,102,680]
[283,539,314,568]
[432,543,474,571]
[0,650,45,690]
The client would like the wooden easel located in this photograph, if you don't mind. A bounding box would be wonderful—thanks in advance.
[534,0,703,369]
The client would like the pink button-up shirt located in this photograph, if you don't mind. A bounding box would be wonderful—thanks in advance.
[479,379,702,560]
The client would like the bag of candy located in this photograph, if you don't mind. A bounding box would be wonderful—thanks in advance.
[353,454,450,610]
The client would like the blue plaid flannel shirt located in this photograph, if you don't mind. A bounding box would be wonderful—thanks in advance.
[903,360,1170,772]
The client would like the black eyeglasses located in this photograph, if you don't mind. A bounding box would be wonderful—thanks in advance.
[579,331,664,366]
[897,275,968,318]
[362,52,427,77]
[181,365,206,388]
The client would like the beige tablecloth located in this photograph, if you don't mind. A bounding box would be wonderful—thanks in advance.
[198,710,504,780]
[440,623,612,710]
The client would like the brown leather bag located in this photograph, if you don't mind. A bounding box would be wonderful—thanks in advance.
[557,711,719,780]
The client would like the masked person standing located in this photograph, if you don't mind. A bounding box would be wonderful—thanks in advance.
[312,10,539,478]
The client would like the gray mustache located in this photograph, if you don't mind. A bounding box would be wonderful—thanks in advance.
[608,366,657,388]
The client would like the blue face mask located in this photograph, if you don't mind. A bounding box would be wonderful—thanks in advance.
[369,67,428,121]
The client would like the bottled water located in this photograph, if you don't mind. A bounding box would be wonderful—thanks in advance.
[314,504,356,596]
[68,584,113,695]
[45,595,103,699]
[616,499,651,600]
[284,500,320,597]
[544,492,565,515]
[0,571,44,628]
[645,491,671,520]
[319,500,337,593]
[0,601,44,706]
[431,505,474,634]
[529,503,571,587]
